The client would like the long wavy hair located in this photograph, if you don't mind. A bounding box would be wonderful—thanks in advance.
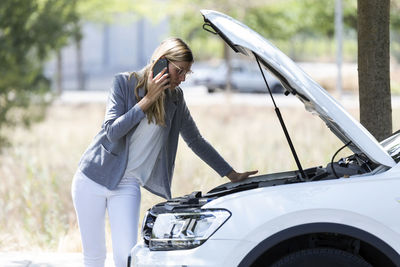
[129,37,193,126]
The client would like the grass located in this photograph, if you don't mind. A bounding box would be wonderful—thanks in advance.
[1,97,400,252]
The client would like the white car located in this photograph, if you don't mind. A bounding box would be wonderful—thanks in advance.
[129,10,400,267]
[190,59,284,94]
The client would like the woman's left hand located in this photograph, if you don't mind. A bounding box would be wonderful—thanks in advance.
[226,170,258,183]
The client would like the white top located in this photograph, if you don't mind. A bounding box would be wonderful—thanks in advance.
[121,117,164,185]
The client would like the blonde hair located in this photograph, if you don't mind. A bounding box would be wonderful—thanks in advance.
[130,37,193,126]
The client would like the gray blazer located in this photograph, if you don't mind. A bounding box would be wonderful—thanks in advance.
[78,72,233,199]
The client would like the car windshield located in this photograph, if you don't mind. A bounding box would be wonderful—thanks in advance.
[381,131,400,163]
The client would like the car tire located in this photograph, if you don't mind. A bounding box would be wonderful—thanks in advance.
[207,87,215,93]
[271,84,284,94]
[270,248,372,267]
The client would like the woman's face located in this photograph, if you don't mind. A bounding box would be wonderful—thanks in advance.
[168,61,193,90]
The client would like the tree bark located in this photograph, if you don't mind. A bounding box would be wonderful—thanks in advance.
[358,0,392,141]
[56,50,63,95]
[224,42,232,92]
[76,37,85,90]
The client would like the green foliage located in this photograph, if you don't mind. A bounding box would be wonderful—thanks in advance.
[243,2,300,40]
[391,0,400,62]
[74,0,400,62]
[169,7,225,59]
[163,0,399,62]
[0,0,78,149]
[161,0,360,60]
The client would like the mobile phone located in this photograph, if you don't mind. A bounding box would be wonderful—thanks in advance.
[152,58,169,78]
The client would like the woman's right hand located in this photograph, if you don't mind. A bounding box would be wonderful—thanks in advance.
[138,68,170,111]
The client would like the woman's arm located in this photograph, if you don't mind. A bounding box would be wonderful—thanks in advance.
[226,170,258,182]
[104,70,170,143]
[103,75,145,143]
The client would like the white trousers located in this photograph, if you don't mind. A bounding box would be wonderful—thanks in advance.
[71,170,141,267]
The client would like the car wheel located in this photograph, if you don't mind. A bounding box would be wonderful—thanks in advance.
[271,84,284,94]
[207,87,215,93]
[269,248,372,267]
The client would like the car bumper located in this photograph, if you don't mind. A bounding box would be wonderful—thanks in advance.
[130,239,254,267]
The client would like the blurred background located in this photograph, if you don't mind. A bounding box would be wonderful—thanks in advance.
[1,0,400,254]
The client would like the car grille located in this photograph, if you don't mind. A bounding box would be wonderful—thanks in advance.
[142,210,156,246]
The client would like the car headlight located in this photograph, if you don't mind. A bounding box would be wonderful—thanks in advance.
[149,209,231,251]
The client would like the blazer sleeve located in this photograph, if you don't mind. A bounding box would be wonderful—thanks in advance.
[103,74,145,143]
[179,96,233,177]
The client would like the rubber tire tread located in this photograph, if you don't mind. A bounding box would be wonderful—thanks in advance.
[270,248,372,267]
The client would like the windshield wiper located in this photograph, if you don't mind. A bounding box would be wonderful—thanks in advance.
[253,52,307,181]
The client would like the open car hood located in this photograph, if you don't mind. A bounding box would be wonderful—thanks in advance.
[201,10,395,167]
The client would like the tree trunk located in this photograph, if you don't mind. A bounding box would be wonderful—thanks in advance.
[76,37,85,90]
[224,42,232,92]
[56,50,63,95]
[358,0,392,141]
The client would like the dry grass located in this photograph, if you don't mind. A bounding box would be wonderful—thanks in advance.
[1,98,400,252]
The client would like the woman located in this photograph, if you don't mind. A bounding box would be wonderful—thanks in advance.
[71,37,257,267]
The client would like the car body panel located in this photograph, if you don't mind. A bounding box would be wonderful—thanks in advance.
[131,239,256,267]
[204,174,400,247]
[201,9,395,168]
[133,166,400,266]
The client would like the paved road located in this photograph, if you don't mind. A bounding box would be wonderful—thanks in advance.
[0,252,115,267]
[55,85,362,107]
[56,85,400,109]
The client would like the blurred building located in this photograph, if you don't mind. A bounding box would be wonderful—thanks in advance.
[45,16,169,91]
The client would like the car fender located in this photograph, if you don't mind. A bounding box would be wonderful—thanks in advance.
[239,208,400,250]
[204,175,400,264]
[237,222,400,267]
